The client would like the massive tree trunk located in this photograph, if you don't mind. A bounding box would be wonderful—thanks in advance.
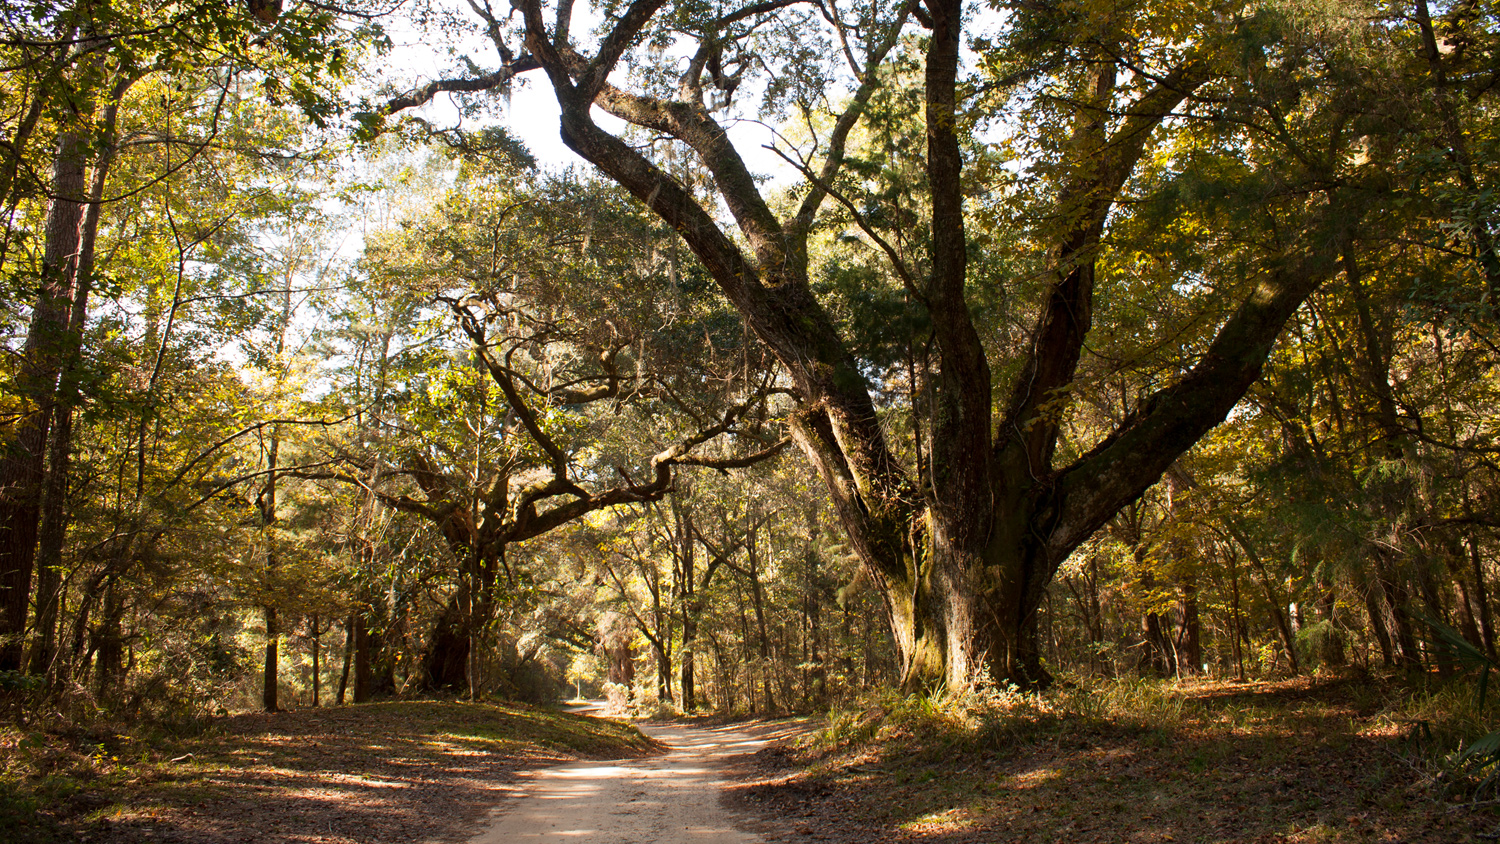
[519,0,1344,689]
[422,591,472,691]
[410,486,500,695]
[418,510,502,695]
[602,618,635,688]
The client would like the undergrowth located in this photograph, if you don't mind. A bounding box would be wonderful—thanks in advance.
[1380,676,1500,798]
[814,671,1500,790]
[749,674,1500,844]
[815,675,1207,760]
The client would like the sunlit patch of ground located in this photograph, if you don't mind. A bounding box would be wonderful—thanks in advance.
[725,675,1500,844]
[1,700,659,843]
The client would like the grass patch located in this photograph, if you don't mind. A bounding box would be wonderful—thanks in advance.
[0,699,659,843]
[739,673,1500,843]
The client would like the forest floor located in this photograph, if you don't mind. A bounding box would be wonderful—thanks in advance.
[724,674,1500,843]
[0,699,659,843]
[3,676,1497,844]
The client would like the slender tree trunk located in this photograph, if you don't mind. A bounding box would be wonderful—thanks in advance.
[263,606,279,711]
[260,432,281,713]
[734,578,754,713]
[1412,0,1500,298]
[661,629,672,705]
[807,584,826,704]
[65,566,105,691]
[1163,471,1199,674]
[1137,560,1169,677]
[1227,548,1246,680]
[1434,322,1499,658]
[1231,527,1299,673]
[1417,547,1469,675]
[747,520,773,713]
[1440,539,1488,650]
[337,614,354,705]
[680,603,697,710]
[1088,557,1105,673]
[310,614,321,708]
[710,630,730,711]
[1344,249,1426,671]
[1259,573,1299,674]
[678,507,696,711]
[353,607,372,703]
[258,244,302,712]
[1466,525,1495,658]
[94,578,124,700]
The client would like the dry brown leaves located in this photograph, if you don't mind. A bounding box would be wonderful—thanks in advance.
[723,677,1500,844]
[9,701,658,844]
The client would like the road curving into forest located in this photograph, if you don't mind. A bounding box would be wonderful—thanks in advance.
[467,709,801,843]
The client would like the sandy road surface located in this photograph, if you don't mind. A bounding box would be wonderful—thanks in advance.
[467,714,802,844]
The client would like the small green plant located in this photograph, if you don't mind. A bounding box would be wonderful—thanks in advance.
[0,670,42,692]
[816,703,884,748]
[1410,608,1500,794]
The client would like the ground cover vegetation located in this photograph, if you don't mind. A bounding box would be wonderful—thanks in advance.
[731,676,1500,842]
[2,0,1500,838]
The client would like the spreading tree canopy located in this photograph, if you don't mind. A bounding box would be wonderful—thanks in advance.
[399,0,1389,689]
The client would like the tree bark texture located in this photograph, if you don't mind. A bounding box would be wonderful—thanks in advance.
[423,592,471,691]
[29,80,127,680]
[0,132,88,671]
[353,607,373,702]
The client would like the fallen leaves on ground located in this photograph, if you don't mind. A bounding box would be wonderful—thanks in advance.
[1,700,659,844]
[723,676,1500,844]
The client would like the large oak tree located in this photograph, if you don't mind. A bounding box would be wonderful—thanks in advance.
[387,0,1386,688]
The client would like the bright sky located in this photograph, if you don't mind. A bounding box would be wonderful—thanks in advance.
[376,3,789,177]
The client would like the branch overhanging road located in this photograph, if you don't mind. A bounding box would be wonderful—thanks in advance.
[469,703,808,843]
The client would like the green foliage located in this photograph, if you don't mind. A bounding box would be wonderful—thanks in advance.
[814,675,1210,763]
[0,671,41,693]
[1411,609,1500,790]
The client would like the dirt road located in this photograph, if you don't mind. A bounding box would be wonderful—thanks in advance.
[467,718,801,843]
